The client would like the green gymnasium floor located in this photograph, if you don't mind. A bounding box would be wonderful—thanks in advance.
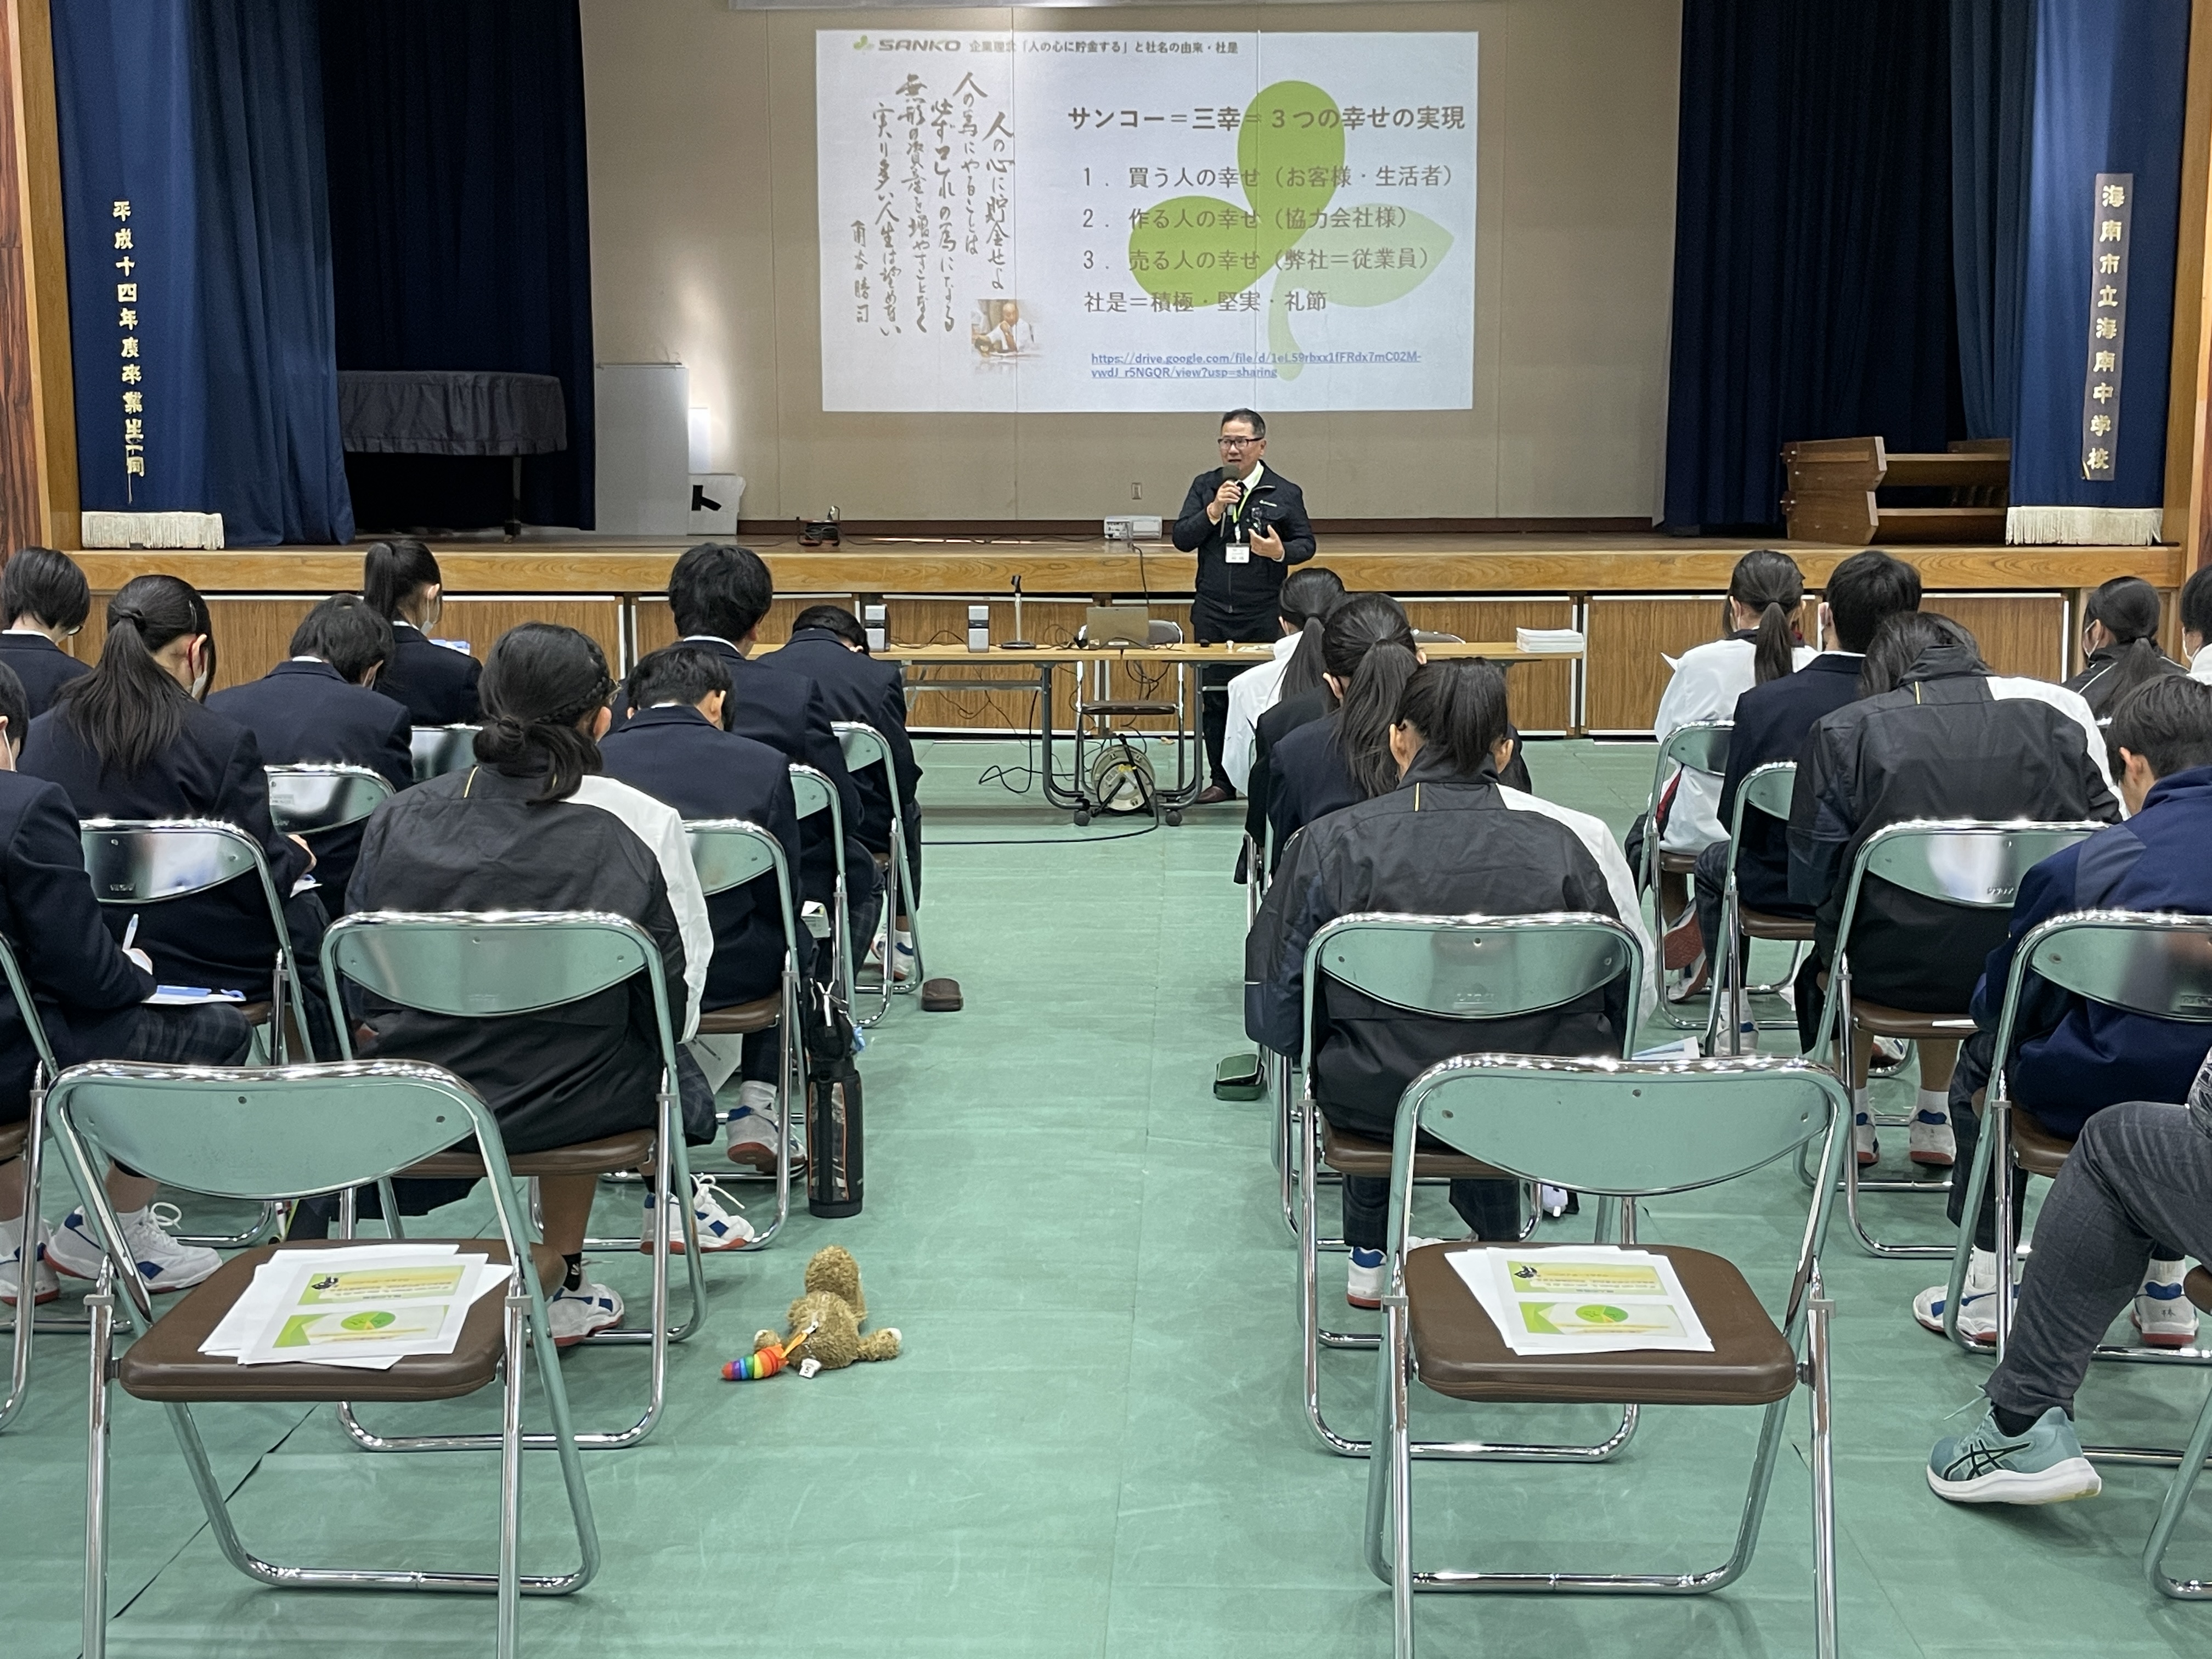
[4,737,2208,1657]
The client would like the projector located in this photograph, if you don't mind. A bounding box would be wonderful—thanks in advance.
[1104,516,1163,541]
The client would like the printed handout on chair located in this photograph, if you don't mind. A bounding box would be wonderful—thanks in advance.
[198,1245,511,1369]
[145,986,248,1006]
[1451,1246,1715,1357]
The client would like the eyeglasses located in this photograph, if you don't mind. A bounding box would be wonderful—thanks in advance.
[1217,435,1261,449]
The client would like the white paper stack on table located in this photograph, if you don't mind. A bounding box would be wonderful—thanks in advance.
[1515,627,1586,654]
[1447,1245,1716,1356]
[200,1244,514,1370]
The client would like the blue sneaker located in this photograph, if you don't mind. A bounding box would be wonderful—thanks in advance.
[1928,1404,2101,1505]
[1347,1246,1385,1310]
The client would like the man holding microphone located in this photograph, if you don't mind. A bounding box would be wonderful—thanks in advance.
[1172,409,1317,804]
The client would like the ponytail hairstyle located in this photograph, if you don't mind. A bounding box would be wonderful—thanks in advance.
[54,574,215,777]
[2083,575,2172,712]
[1322,592,1420,798]
[363,537,442,623]
[1276,565,1347,701]
[473,622,616,805]
[1859,612,1983,697]
[1728,549,1805,685]
[1392,659,1510,782]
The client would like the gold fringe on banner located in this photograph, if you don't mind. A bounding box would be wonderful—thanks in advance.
[2004,505,2164,545]
[78,511,227,550]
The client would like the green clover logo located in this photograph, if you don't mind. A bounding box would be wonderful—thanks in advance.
[1126,81,1454,380]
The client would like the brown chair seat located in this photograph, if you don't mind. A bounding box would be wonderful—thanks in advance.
[2010,1108,2075,1180]
[1847,997,1976,1040]
[1319,1120,1504,1181]
[116,1238,564,1404]
[871,850,893,872]
[406,1127,658,1180]
[1656,850,1699,877]
[1406,1241,1797,1407]
[238,1001,272,1027]
[2185,1266,2212,1315]
[695,994,781,1036]
[1079,700,1178,718]
[1740,908,1815,942]
[0,1120,24,1162]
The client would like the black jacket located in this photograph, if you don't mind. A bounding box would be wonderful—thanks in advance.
[600,703,803,1008]
[0,771,158,1122]
[1715,653,1865,917]
[377,622,482,726]
[0,633,89,717]
[1247,752,1652,1125]
[1266,708,1534,872]
[207,660,415,913]
[1171,465,1316,628]
[21,699,315,998]
[347,766,701,1155]
[1243,684,1330,860]
[1787,644,2120,1009]
[613,635,871,911]
[763,627,920,851]
[2062,644,2189,717]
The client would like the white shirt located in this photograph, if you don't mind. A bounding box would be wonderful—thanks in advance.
[1652,636,1818,851]
[570,774,714,1040]
[1496,786,1661,1031]
[1222,633,1301,793]
[2192,643,2212,685]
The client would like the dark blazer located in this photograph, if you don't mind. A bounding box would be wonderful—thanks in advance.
[600,703,803,1008]
[2062,644,2190,716]
[1266,707,1535,873]
[1171,466,1317,630]
[207,659,415,913]
[1243,684,1330,862]
[613,634,871,911]
[0,771,157,1122]
[20,698,314,998]
[1714,652,1864,916]
[763,627,920,851]
[0,632,90,718]
[377,622,482,726]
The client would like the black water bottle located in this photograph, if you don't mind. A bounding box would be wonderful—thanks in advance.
[806,1069,863,1217]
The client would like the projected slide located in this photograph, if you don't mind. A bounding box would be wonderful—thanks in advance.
[816,30,1477,413]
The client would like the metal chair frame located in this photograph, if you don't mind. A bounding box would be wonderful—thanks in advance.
[264,762,396,840]
[1296,911,1648,1459]
[683,819,804,1243]
[1365,1052,1846,1659]
[49,1057,597,1659]
[789,763,857,1018]
[1638,721,1732,1031]
[1808,818,2103,1258]
[320,911,704,1453]
[410,724,481,783]
[832,721,928,1027]
[0,933,81,1434]
[1071,619,1195,823]
[1703,761,1810,1054]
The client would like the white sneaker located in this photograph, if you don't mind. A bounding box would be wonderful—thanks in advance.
[726,1081,802,1175]
[1915,1248,2009,1345]
[0,1215,58,1307]
[641,1175,757,1254]
[545,1278,624,1347]
[2133,1262,2200,1350]
[46,1203,220,1293]
[1345,1238,1446,1310]
[1909,1104,1957,1169]
[1853,1110,1878,1168]
[891,929,916,983]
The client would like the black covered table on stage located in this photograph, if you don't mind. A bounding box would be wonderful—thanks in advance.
[336,370,567,540]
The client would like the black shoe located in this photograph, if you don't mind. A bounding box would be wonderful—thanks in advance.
[1195,783,1237,805]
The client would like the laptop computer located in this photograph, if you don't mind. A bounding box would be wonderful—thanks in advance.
[1084,604,1154,646]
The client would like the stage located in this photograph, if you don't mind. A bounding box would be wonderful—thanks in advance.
[67,531,2183,736]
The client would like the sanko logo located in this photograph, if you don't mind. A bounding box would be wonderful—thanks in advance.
[872,37,961,51]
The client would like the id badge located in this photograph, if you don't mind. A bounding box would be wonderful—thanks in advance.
[1225,538,1251,565]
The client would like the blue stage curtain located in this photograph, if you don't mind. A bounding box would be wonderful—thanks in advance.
[319,0,596,532]
[1662,0,1957,532]
[1949,0,2036,442]
[2007,0,2190,542]
[51,0,353,546]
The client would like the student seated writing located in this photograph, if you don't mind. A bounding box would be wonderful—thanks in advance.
[1915,676,2212,1346]
[1246,659,1654,1307]
[0,546,93,716]
[347,623,719,1339]
[0,662,251,1302]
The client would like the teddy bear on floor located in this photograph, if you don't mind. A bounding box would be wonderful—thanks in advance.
[747,1245,900,1376]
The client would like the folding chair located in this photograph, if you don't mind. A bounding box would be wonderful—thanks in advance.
[832,721,927,1026]
[320,911,704,1452]
[1942,909,2212,1364]
[265,761,394,843]
[1366,1052,1848,1659]
[686,819,803,1244]
[1071,618,1193,827]
[2147,1267,2212,1598]
[0,932,77,1435]
[410,723,481,783]
[1638,720,1731,1030]
[1703,760,1810,1055]
[1808,819,2102,1257]
[1296,911,1648,1458]
[49,1057,597,1659]
[790,762,857,1016]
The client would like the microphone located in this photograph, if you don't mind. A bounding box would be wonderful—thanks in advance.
[1004,573,1034,650]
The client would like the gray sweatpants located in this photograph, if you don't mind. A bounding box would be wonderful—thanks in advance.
[1985,1100,2212,1421]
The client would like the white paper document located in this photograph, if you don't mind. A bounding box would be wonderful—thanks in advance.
[199,1245,511,1370]
[1448,1245,1715,1356]
[1514,627,1587,654]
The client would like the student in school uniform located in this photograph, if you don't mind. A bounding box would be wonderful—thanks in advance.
[0,660,253,1305]
[602,644,805,1177]
[0,546,93,716]
[363,537,482,725]
[207,595,413,914]
[19,575,337,1057]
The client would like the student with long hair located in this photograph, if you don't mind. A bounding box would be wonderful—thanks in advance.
[1222,565,1345,796]
[1249,659,1654,1304]
[20,575,337,1052]
[347,623,721,1340]
[2063,576,2186,716]
[363,537,481,724]
[0,546,93,715]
